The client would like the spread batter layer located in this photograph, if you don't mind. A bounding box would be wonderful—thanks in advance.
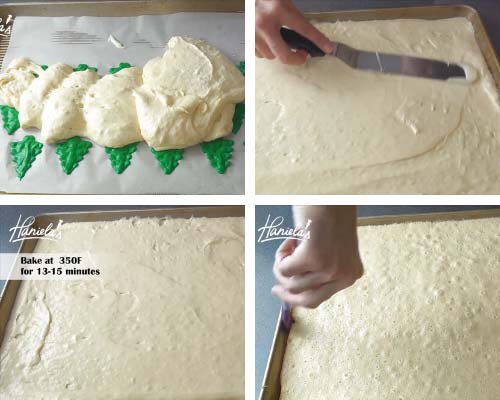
[0,36,244,150]
[0,217,244,399]
[256,18,500,194]
[281,217,500,400]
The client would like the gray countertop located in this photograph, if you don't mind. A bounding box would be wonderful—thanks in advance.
[255,205,500,398]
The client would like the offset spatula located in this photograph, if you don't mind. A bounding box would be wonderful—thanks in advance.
[280,27,466,81]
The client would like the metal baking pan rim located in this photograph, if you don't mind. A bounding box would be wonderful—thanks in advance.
[32,206,245,219]
[304,4,482,20]
[304,4,500,93]
[0,0,245,10]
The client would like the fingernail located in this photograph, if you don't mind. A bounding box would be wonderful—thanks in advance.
[324,41,335,53]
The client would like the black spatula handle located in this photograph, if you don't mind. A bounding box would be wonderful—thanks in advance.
[280,27,325,57]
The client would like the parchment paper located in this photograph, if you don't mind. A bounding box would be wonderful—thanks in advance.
[0,13,245,194]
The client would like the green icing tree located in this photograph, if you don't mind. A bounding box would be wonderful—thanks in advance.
[73,64,98,72]
[10,135,43,180]
[0,105,20,135]
[232,102,245,134]
[109,62,132,74]
[56,137,93,175]
[201,138,234,174]
[151,148,183,175]
[237,61,245,76]
[105,142,138,174]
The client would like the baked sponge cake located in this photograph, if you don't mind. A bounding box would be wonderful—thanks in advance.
[281,217,500,399]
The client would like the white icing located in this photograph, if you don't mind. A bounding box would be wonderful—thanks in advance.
[0,36,244,149]
[256,18,500,194]
[108,34,124,49]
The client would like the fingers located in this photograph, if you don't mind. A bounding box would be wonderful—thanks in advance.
[275,243,315,277]
[256,35,275,59]
[272,276,356,309]
[262,31,308,65]
[286,10,334,54]
[275,237,298,262]
[274,238,311,281]
[255,0,333,65]
[256,0,306,65]
[274,269,329,294]
[353,257,364,280]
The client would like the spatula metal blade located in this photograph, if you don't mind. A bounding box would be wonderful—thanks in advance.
[335,43,467,81]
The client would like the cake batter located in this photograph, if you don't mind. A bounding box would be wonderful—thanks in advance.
[137,37,244,149]
[0,58,44,110]
[0,36,244,150]
[256,18,500,194]
[41,69,99,144]
[0,216,244,399]
[281,217,500,399]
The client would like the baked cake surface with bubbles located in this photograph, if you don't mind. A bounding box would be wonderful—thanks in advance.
[281,217,500,400]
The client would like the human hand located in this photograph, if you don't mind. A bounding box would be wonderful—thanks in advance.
[255,0,334,65]
[272,206,364,308]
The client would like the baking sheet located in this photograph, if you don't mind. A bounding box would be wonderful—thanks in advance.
[0,205,245,372]
[260,208,500,400]
[0,13,245,194]
[306,5,500,91]
[255,4,500,196]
